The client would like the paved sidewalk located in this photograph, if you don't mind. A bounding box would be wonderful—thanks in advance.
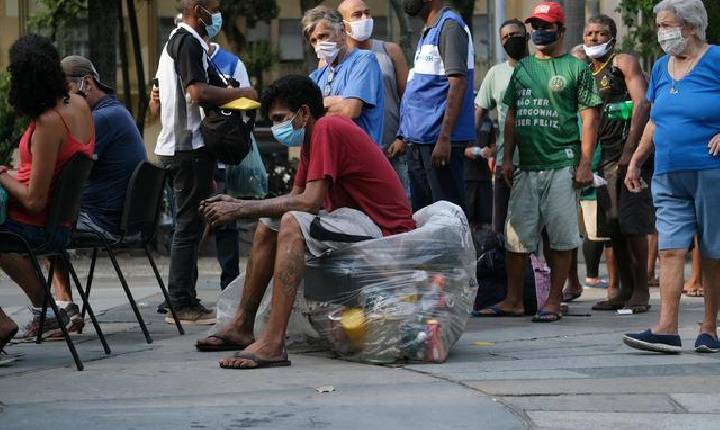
[1,257,719,429]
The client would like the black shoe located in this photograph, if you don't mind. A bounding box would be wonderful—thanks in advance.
[156,301,168,314]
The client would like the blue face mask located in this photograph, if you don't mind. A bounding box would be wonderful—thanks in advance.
[532,29,559,46]
[200,8,222,39]
[271,112,305,148]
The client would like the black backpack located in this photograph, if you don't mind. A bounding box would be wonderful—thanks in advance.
[200,49,255,165]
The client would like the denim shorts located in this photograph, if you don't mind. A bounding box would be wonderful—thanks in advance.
[652,168,720,258]
[0,218,71,250]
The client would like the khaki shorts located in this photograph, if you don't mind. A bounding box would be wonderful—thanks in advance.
[579,200,610,241]
[261,208,383,257]
[505,166,582,253]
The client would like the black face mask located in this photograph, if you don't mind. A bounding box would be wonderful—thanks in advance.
[403,0,427,17]
[503,36,528,60]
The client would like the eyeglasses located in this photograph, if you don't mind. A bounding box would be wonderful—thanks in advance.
[323,66,336,97]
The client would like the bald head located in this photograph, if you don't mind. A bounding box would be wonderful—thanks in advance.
[178,0,216,15]
[338,0,372,22]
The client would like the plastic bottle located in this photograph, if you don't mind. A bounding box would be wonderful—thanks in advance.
[606,100,634,121]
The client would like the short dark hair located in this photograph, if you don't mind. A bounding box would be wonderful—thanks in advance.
[9,33,67,119]
[500,19,527,35]
[261,75,324,119]
[587,14,618,39]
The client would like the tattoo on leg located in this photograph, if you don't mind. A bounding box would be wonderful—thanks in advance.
[277,245,304,296]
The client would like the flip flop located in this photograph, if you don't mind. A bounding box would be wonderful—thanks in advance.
[592,300,624,311]
[562,291,582,302]
[219,352,292,370]
[195,334,254,352]
[472,305,525,318]
[624,304,652,314]
[685,289,704,298]
[532,310,562,323]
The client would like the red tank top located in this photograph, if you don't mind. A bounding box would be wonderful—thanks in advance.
[8,109,95,227]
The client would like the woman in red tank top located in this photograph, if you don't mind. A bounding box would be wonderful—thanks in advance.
[0,34,95,350]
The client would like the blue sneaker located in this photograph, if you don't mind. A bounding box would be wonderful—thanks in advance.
[623,329,682,354]
[695,333,720,353]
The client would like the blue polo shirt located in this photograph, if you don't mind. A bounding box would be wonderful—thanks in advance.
[310,48,384,146]
[82,95,147,235]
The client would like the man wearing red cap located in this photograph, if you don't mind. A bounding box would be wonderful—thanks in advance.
[476,2,602,322]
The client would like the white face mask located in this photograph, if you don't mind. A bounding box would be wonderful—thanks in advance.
[346,18,374,42]
[583,39,614,59]
[315,40,340,64]
[658,27,688,56]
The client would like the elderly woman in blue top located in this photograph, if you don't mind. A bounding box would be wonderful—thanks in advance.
[301,6,384,146]
[623,0,720,354]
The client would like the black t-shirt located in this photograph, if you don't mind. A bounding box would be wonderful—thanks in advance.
[167,28,224,90]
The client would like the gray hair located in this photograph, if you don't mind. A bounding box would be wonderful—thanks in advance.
[301,6,344,39]
[653,0,708,40]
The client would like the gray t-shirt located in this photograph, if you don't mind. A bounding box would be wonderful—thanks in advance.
[426,8,469,77]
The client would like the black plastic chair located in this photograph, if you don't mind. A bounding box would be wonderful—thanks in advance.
[0,154,110,371]
[70,161,184,343]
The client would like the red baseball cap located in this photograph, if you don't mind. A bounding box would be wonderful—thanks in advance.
[525,2,565,25]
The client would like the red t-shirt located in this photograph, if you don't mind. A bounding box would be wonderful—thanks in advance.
[294,116,416,236]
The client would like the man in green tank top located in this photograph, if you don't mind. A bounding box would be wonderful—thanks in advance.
[476,2,602,322]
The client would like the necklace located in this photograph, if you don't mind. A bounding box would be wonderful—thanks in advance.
[669,47,705,94]
[591,55,614,76]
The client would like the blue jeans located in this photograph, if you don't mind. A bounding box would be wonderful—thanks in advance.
[653,168,720,258]
[0,218,70,250]
[406,143,465,213]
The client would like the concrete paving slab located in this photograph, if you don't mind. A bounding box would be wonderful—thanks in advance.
[528,411,720,430]
[499,394,678,413]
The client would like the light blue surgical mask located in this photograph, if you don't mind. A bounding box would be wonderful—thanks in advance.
[200,8,222,39]
[271,112,305,148]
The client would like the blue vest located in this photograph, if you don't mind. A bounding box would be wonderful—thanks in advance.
[212,47,238,79]
[399,10,475,143]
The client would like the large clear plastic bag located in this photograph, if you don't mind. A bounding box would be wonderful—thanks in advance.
[301,201,476,364]
[226,137,268,199]
[213,202,476,364]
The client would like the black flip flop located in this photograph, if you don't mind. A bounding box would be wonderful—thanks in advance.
[195,334,253,352]
[532,310,562,323]
[472,305,525,318]
[562,291,582,302]
[592,300,624,311]
[219,352,292,370]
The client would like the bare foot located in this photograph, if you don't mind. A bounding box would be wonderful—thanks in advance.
[219,339,287,369]
[0,313,19,351]
[196,323,254,349]
[684,280,704,297]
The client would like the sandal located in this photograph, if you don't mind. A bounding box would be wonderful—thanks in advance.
[195,334,254,352]
[685,289,704,298]
[592,300,624,311]
[562,291,582,302]
[472,305,525,318]
[624,304,652,314]
[532,310,562,323]
[219,352,292,370]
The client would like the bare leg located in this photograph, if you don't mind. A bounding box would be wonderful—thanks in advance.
[648,232,659,285]
[544,249,573,314]
[610,236,635,303]
[0,254,45,307]
[563,248,583,298]
[625,235,651,309]
[198,221,278,348]
[699,258,720,337]
[50,257,74,302]
[653,249,687,335]
[0,308,19,350]
[606,245,618,291]
[220,213,306,367]
[685,237,703,295]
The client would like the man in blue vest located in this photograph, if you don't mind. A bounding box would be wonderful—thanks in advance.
[391,0,475,212]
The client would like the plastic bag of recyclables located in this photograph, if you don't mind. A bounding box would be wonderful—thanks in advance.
[215,201,477,364]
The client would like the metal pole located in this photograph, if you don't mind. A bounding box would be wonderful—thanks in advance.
[494,0,506,64]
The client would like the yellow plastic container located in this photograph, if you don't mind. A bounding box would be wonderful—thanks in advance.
[220,97,261,111]
[340,308,366,346]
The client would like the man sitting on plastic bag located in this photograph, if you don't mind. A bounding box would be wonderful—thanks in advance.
[196,75,416,369]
